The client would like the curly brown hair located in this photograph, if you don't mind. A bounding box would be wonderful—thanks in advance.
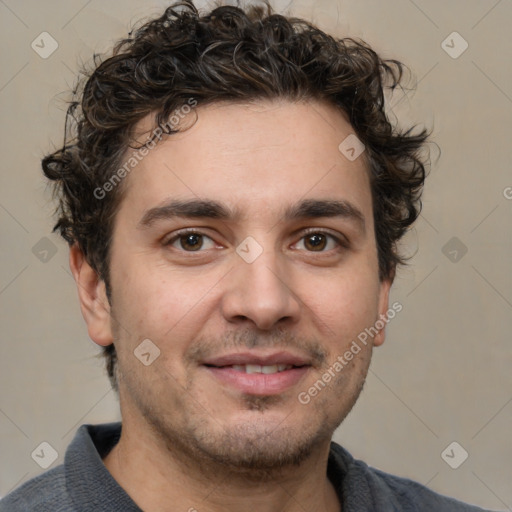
[43,0,429,391]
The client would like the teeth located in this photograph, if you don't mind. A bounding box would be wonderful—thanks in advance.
[231,364,293,374]
[246,364,262,374]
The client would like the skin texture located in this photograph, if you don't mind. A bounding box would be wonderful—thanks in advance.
[70,99,392,512]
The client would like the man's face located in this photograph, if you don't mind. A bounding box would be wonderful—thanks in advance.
[98,99,391,471]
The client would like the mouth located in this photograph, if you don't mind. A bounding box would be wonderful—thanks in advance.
[225,364,295,374]
[202,351,312,395]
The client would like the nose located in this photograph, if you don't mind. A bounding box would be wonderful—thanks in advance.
[220,249,301,331]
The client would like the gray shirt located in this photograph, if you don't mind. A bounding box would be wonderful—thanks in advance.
[0,422,495,511]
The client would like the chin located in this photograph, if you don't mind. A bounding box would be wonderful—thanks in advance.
[193,424,325,473]
[174,403,338,477]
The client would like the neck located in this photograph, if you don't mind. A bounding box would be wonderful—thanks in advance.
[103,415,341,512]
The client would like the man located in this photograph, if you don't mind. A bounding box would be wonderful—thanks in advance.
[0,1,495,511]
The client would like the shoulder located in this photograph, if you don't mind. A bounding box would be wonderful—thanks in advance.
[329,442,496,511]
[368,466,492,511]
[0,423,126,512]
[0,464,75,512]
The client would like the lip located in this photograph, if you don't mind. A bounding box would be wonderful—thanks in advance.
[205,366,310,395]
[202,350,312,367]
[202,351,312,395]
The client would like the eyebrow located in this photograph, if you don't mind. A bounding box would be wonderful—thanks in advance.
[138,198,366,233]
[138,199,237,228]
[283,199,365,233]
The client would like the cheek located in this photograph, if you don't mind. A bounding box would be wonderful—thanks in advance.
[301,269,381,345]
[111,264,221,355]
[119,279,183,339]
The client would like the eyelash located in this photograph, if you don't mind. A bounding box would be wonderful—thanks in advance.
[296,228,349,252]
[163,228,348,254]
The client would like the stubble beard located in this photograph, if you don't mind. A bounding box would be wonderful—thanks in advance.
[120,363,368,483]
[116,326,371,481]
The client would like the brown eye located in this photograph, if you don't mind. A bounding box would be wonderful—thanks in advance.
[179,233,203,251]
[295,231,342,252]
[304,233,328,251]
[165,231,216,252]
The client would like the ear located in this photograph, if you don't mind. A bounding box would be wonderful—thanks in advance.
[373,278,392,347]
[69,244,114,347]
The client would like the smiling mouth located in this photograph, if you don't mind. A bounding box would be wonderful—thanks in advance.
[203,363,311,395]
[205,363,300,374]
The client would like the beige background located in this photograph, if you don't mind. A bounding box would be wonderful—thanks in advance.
[1,0,511,510]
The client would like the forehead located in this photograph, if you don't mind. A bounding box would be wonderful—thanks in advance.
[118,99,372,227]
